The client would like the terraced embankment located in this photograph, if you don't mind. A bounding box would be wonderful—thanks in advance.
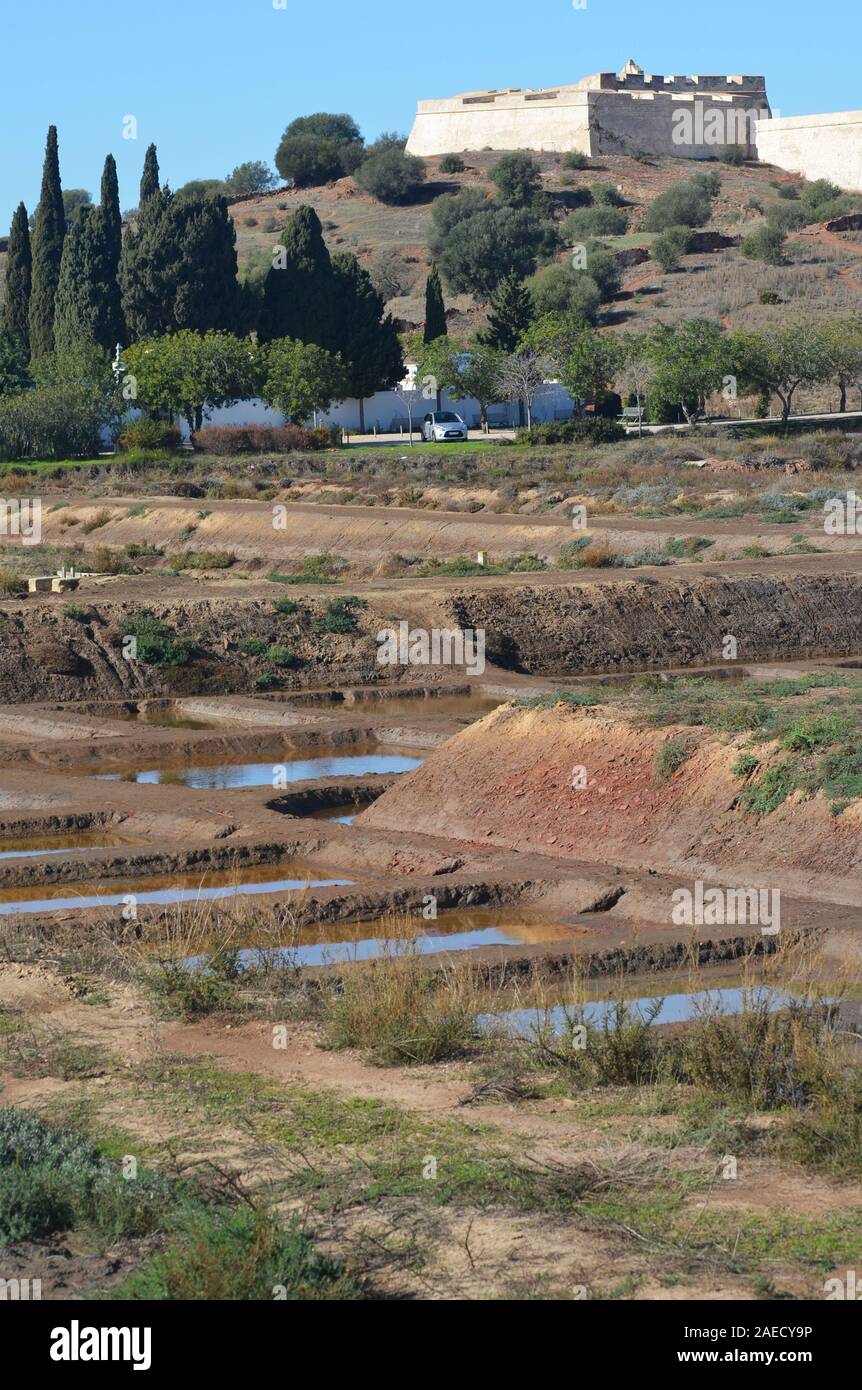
[3,564,862,701]
[362,702,862,905]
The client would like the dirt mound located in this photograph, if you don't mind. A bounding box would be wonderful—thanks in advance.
[361,704,862,901]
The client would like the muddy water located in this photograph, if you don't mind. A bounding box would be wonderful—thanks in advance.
[0,831,136,861]
[186,907,585,970]
[94,750,424,789]
[289,693,503,720]
[307,807,357,826]
[0,862,354,916]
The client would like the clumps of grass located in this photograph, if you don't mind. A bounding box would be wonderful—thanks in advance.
[146,947,244,1019]
[322,939,483,1065]
[654,735,695,781]
[0,1108,359,1298]
[515,690,600,711]
[62,603,90,621]
[273,598,300,616]
[417,553,548,577]
[181,549,234,570]
[663,536,712,560]
[266,644,294,668]
[81,507,112,534]
[732,752,760,780]
[122,612,197,668]
[613,546,673,569]
[116,1207,361,1302]
[0,567,26,596]
[314,597,367,635]
[239,637,267,656]
[557,536,615,570]
[268,553,345,586]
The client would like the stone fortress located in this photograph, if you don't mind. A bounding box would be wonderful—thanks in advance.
[406,59,862,192]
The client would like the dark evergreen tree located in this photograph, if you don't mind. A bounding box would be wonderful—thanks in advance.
[423,265,447,343]
[482,271,533,352]
[331,252,404,432]
[119,190,239,340]
[28,126,66,357]
[98,154,125,348]
[54,206,100,351]
[118,190,174,339]
[2,203,32,354]
[258,205,337,347]
[140,144,160,204]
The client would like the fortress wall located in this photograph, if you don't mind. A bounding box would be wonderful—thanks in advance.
[755,111,862,192]
[589,91,762,158]
[406,90,593,156]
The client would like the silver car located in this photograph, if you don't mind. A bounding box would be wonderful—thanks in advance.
[422,410,468,442]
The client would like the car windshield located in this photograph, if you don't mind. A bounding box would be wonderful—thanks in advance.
[436,413,461,423]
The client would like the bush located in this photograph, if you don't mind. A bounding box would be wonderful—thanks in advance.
[0,383,104,462]
[652,225,692,272]
[766,202,806,233]
[742,224,787,266]
[194,424,338,454]
[642,182,712,231]
[489,153,542,207]
[563,206,628,239]
[266,644,294,667]
[315,597,367,634]
[439,154,465,174]
[518,418,625,446]
[118,419,182,453]
[439,205,557,296]
[562,150,589,170]
[122,612,196,667]
[718,144,746,165]
[182,550,234,570]
[654,736,694,780]
[590,182,625,207]
[275,114,364,188]
[239,638,267,656]
[355,147,426,204]
[0,567,26,596]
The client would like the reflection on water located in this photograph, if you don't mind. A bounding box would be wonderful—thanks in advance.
[94,751,424,789]
[295,693,503,720]
[0,832,135,861]
[0,862,354,916]
[185,907,584,970]
[308,807,357,825]
[479,985,802,1037]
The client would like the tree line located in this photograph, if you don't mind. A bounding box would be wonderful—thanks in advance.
[0,127,405,431]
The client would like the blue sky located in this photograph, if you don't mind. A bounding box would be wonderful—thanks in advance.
[1,0,858,228]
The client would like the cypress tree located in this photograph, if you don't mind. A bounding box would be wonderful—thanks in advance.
[140,144,160,205]
[331,252,404,432]
[423,264,447,343]
[170,193,239,331]
[2,203,32,355]
[99,154,124,347]
[54,206,100,351]
[258,205,337,348]
[120,190,239,339]
[28,125,66,357]
[482,271,533,352]
[119,188,175,339]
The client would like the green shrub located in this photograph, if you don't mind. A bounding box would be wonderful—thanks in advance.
[122,612,196,667]
[0,383,105,461]
[654,736,694,781]
[642,182,712,231]
[439,154,465,174]
[742,225,787,266]
[517,418,625,446]
[266,644,294,667]
[273,598,300,615]
[652,225,692,272]
[563,206,628,238]
[118,419,182,452]
[315,597,367,634]
[562,151,589,170]
[355,147,426,204]
[239,638,268,656]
